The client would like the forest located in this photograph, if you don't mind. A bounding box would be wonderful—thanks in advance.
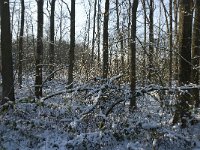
[0,0,200,149]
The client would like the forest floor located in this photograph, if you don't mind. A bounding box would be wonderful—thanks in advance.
[0,74,200,150]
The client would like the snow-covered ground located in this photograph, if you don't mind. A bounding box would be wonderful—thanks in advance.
[0,74,200,150]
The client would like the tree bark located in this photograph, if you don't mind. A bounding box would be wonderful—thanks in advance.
[102,0,109,78]
[67,0,75,88]
[142,0,147,86]
[97,0,101,66]
[1,0,15,103]
[169,0,173,86]
[49,0,56,80]
[129,0,139,110]
[91,0,97,64]
[173,0,193,127]
[18,0,25,87]
[191,0,200,107]
[148,0,154,83]
[116,0,124,74]
[174,0,179,80]
[35,0,44,98]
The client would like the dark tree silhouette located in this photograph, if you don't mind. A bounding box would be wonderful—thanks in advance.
[35,0,44,98]
[49,0,56,80]
[148,0,154,83]
[173,0,193,128]
[102,0,109,78]
[191,0,200,107]
[0,0,15,103]
[18,0,25,87]
[169,0,173,86]
[91,0,97,63]
[67,0,75,88]
[129,0,139,109]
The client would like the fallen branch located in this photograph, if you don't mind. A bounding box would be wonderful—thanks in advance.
[137,84,200,96]
[79,90,102,118]
[105,99,124,116]
[42,83,200,101]
[42,66,68,87]
[41,90,66,101]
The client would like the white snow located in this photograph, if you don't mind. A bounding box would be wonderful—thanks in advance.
[0,74,200,150]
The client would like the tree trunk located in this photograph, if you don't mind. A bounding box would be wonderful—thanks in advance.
[58,3,63,64]
[87,2,91,50]
[35,0,44,98]
[142,0,147,86]
[97,0,101,66]
[49,0,56,80]
[191,0,200,107]
[116,0,124,74]
[169,0,173,86]
[91,0,97,64]
[102,0,109,78]
[173,0,193,127]
[129,0,139,110]
[115,0,119,74]
[148,0,154,83]
[174,0,179,81]
[67,0,75,88]
[18,0,25,87]
[1,0,15,103]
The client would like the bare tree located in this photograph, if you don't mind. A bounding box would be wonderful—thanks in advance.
[67,0,75,87]
[169,0,173,86]
[191,0,200,107]
[1,0,15,103]
[173,0,193,127]
[48,0,56,80]
[97,0,101,66]
[87,1,91,50]
[18,0,25,87]
[35,0,44,98]
[173,0,180,80]
[129,0,139,110]
[102,0,109,78]
[91,0,97,63]
[116,0,124,74]
[142,0,147,86]
[148,0,154,83]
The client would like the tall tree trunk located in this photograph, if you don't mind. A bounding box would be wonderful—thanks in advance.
[148,0,154,83]
[169,0,173,86]
[174,0,179,80]
[85,2,91,77]
[127,0,131,73]
[49,0,56,80]
[115,0,119,74]
[102,0,109,78]
[191,0,200,107]
[91,0,97,64]
[67,0,75,88]
[120,26,124,73]
[18,0,25,87]
[130,0,139,110]
[11,0,16,38]
[1,0,15,103]
[173,0,193,128]
[97,0,101,66]
[116,0,124,74]
[87,2,91,50]
[142,0,147,86]
[58,3,63,64]
[35,0,44,98]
